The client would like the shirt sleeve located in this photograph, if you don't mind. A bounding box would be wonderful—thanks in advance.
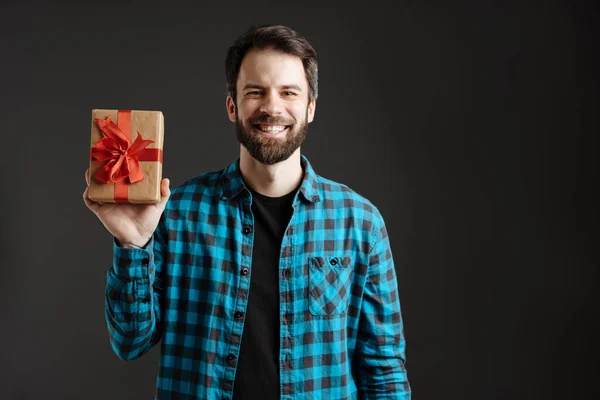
[104,211,168,361]
[356,213,411,399]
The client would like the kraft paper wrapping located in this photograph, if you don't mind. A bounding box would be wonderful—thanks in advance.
[88,109,164,204]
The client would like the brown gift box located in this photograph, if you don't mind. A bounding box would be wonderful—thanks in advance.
[88,109,164,204]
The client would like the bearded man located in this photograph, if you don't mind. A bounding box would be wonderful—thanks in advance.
[84,24,411,400]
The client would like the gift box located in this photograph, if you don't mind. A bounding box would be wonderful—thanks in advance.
[88,109,164,204]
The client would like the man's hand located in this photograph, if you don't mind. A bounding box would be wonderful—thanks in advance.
[82,168,171,248]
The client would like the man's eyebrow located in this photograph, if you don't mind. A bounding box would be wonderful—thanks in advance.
[280,85,302,91]
[242,84,264,91]
[242,84,303,91]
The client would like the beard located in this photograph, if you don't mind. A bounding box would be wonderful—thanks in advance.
[235,108,309,165]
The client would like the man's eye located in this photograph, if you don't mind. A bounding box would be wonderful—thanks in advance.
[283,91,297,96]
[247,91,261,96]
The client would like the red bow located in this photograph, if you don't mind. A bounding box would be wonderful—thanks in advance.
[90,115,155,184]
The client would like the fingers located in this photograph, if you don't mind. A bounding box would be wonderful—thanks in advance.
[83,186,101,214]
[161,178,171,198]
[158,178,171,208]
[83,168,101,213]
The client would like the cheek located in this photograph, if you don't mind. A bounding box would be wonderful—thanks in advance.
[289,104,308,121]
[237,101,260,119]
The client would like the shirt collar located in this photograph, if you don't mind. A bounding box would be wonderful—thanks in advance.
[219,154,321,203]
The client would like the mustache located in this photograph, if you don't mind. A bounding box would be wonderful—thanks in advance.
[249,114,295,125]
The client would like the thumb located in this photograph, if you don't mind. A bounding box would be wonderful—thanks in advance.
[159,178,171,207]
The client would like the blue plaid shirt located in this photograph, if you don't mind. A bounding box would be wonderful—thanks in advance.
[105,154,411,399]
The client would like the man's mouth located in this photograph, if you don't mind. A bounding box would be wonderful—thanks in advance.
[253,124,290,134]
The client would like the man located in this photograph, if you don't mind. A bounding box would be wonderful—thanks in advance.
[83,24,411,399]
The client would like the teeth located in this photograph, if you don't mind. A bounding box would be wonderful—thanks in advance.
[258,125,286,133]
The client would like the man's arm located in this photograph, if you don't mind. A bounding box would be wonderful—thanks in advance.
[356,214,411,399]
[104,211,168,360]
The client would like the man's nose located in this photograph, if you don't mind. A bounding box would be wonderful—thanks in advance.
[259,91,283,115]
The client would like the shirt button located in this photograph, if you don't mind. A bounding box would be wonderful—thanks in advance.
[283,313,292,324]
[281,269,289,278]
[234,311,244,320]
[330,258,338,266]
[241,267,250,275]
[226,353,236,361]
[243,225,253,234]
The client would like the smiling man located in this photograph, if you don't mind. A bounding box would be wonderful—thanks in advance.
[84,24,411,399]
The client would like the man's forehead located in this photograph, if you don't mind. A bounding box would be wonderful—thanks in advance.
[237,48,307,88]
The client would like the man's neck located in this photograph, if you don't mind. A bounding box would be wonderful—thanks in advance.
[239,146,303,198]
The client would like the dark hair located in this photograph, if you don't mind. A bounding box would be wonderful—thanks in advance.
[225,24,318,105]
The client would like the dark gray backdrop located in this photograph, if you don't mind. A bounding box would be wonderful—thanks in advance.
[0,1,597,399]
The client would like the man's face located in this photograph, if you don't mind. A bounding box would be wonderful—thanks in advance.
[226,48,316,165]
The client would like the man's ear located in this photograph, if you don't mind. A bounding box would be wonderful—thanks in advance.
[226,95,236,122]
[307,99,317,123]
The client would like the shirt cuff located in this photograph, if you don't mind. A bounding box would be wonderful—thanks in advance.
[112,236,154,280]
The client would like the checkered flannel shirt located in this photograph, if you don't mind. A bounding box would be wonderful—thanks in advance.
[105,154,411,399]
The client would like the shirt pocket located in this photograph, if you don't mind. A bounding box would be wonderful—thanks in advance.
[308,255,353,316]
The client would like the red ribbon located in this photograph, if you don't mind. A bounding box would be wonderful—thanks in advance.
[90,110,163,203]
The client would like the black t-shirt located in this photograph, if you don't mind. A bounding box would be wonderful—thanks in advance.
[232,184,297,400]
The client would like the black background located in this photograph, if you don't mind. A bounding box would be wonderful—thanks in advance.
[0,1,597,399]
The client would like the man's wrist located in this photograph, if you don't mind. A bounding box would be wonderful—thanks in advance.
[117,237,151,249]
